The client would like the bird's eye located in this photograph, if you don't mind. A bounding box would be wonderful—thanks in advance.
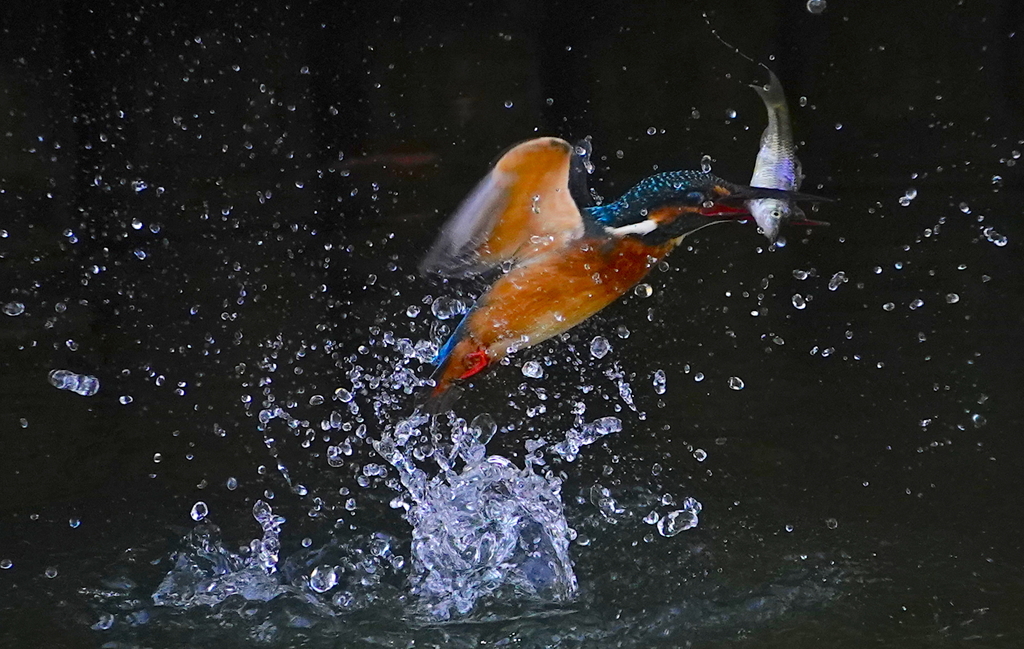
[770,209,782,219]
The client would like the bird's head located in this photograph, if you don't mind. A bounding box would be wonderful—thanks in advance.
[587,171,827,243]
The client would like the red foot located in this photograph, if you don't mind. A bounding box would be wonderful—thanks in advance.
[459,349,489,379]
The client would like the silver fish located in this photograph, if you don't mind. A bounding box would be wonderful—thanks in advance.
[747,69,804,243]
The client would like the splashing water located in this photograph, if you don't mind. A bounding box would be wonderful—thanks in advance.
[152,501,286,608]
[375,412,578,619]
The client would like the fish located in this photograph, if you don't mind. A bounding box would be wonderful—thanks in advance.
[747,69,805,243]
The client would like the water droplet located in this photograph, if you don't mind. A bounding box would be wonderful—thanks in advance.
[693,448,707,462]
[119,395,133,405]
[646,126,657,136]
[656,498,702,536]
[190,501,208,521]
[982,226,1008,247]
[0,559,11,570]
[972,413,987,428]
[694,372,705,382]
[521,361,544,378]
[69,517,81,529]
[590,336,611,359]
[727,376,745,390]
[226,477,238,490]
[828,271,847,291]
[634,283,653,298]
[825,517,838,530]
[431,296,466,320]
[48,370,100,396]
[882,302,895,311]
[503,100,513,109]
[725,108,737,119]
[945,293,960,304]
[700,154,712,173]
[310,565,338,593]
[792,294,807,309]
[44,566,58,579]
[805,0,826,14]
[898,188,918,207]
[406,305,420,318]
[652,370,667,395]
[469,413,497,445]
[909,298,925,310]
[3,302,25,316]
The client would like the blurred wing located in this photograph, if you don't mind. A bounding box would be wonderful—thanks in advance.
[420,137,584,278]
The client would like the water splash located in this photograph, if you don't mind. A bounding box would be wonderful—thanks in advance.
[375,412,578,619]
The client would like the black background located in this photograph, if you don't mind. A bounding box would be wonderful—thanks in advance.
[1,1,1023,647]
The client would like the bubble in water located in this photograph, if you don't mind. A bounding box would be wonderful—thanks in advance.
[48,370,100,397]
[727,376,745,390]
[792,294,807,309]
[590,336,611,359]
[945,293,960,304]
[693,449,707,462]
[882,302,895,311]
[652,369,667,395]
[725,108,737,119]
[406,305,421,318]
[694,372,705,382]
[226,477,238,490]
[909,298,925,310]
[646,126,657,136]
[825,517,839,530]
[657,498,702,537]
[972,413,987,428]
[44,566,58,579]
[504,100,513,108]
[633,283,653,298]
[69,517,81,529]
[806,0,826,14]
[521,361,544,379]
[898,188,917,207]
[3,302,25,316]
[190,501,209,521]
[0,559,12,569]
[700,154,712,173]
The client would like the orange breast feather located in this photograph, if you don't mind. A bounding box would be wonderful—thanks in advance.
[433,236,676,393]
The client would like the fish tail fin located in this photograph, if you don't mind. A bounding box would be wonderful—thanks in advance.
[750,68,788,109]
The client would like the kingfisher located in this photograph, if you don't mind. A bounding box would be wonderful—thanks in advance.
[421,137,825,404]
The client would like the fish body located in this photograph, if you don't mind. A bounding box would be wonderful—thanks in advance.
[747,70,804,242]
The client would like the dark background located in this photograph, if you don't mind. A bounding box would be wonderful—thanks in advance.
[1,1,1023,647]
